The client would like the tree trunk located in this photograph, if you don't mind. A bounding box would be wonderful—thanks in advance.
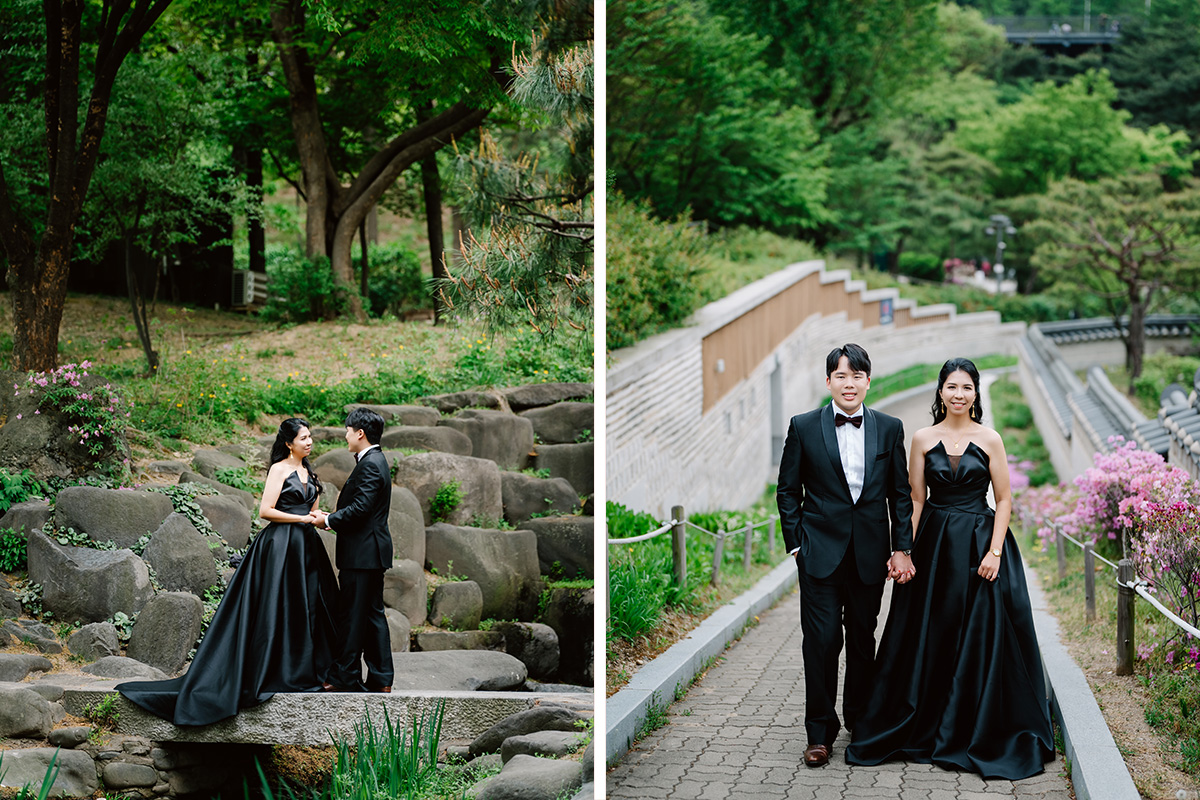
[420,147,447,324]
[9,246,70,372]
[359,219,369,303]
[125,238,159,374]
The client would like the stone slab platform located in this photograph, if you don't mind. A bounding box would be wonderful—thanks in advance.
[63,685,592,746]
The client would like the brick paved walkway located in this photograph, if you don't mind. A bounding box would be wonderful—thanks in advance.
[607,585,1073,799]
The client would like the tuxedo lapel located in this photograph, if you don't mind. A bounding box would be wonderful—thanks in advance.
[819,404,851,501]
[861,408,878,497]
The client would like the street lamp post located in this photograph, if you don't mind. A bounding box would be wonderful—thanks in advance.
[985,214,1016,294]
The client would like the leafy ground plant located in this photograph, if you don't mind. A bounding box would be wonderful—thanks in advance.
[0,527,28,572]
[430,481,464,523]
[0,749,60,800]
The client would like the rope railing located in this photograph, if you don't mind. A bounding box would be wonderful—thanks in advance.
[606,520,676,545]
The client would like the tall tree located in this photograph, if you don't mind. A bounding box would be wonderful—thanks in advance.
[0,0,174,372]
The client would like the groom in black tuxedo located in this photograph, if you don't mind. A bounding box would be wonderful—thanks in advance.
[777,343,915,767]
[315,407,394,693]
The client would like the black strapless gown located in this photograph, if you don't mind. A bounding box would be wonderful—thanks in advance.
[845,442,1055,779]
[117,471,338,726]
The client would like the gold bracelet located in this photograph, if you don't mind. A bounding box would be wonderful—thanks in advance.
[990,547,1001,557]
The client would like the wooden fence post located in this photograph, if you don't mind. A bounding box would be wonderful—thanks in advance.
[710,533,724,587]
[1116,559,1135,676]
[605,533,610,622]
[1055,523,1067,580]
[671,506,687,592]
[1083,542,1096,623]
[742,524,753,572]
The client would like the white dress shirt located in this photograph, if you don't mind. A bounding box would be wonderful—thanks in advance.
[836,406,865,504]
[356,444,379,462]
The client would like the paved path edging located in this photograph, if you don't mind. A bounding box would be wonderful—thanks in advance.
[605,556,797,766]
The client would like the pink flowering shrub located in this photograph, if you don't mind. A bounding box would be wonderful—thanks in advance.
[1132,501,1200,633]
[22,362,132,462]
[1013,482,1080,552]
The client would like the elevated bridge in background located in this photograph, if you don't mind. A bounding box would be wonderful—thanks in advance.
[988,15,1123,50]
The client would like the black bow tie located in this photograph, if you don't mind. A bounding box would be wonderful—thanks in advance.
[835,413,862,428]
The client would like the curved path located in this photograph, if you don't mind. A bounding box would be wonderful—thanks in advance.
[607,372,1074,799]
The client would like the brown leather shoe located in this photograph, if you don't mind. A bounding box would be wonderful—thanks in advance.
[321,683,336,692]
[803,743,831,768]
[374,686,391,693]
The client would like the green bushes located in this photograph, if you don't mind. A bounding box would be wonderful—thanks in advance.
[0,529,28,572]
[356,241,432,319]
[0,469,45,514]
[260,247,349,324]
[896,253,943,282]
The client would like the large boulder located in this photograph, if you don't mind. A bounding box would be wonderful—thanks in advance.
[191,448,248,480]
[195,494,253,550]
[414,630,504,652]
[0,370,130,481]
[0,748,99,797]
[385,608,411,653]
[519,402,594,445]
[54,487,173,549]
[27,533,153,624]
[393,453,502,526]
[142,514,222,596]
[390,651,526,692]
[307,426,349,444]
[382,560,427,626]
[313,450,357,491]
[178,472,256,511]
[532,442,593,496]
[469,705,589,756]
[439,410,534,470]
[0,683,54,739]
[80,656,169,680]
[542,587,593,686]
[0,653,52,682]
[67,622,120,662]
[389,486,425,566]
[380,426,472,456]
[126,592,204,675]
[416,391,501,414]
[428,581,483,630]
[0,585,21,618]
[500,473,579,526]
[345,403,442,427]
[0,499,52,536]
[521,516,593,580]
[500,731,584,763]
[493,622,560,681]
[502,382,592,412]
[0,618,61,653]
[425,524,542,620]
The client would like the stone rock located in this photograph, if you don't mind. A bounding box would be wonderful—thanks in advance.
[415,630,504,652]
[28,683,63,702]
[380,425,472,456]
[521,516,593,580]
[178,472,256,511]
[503,383,592,412]
[581,494,594,516]
[542,587,593,686]
[195,494,253,549]
[526,681,590,694]
[428,580,483,630]
[500,473,579,525]
[0,683,53,738]
[393,452,502,527]
[54,486,173,549]
[500,730,584,763]
[48,725,91,748]
[0,618,61,653]
[103,762,159,789]
[0,748,99,797]
[385,608,411,654]
[313,449,357,491]
[458,752,502,781]
[345,403,442,426]
[416,391,501,414]
[191,448,248,480]
[0,653,52,682]
[0,584,20,618]
[27,533,153,624]
[80,656,168,680]
[389,486,425,566]
[382,560,427,626]
[67,622,121,661]
[532,442,592,497]
[425,524,542,621]
[126,592,204,675]
[307,426,348,444]
[390,651,526,692]
[439,410,535,470]
[519,402,594,445]
[493,622,559,681]
[469,706,588,757]
[147,460,188,476]
[142,514,221,596]
[0,498,52,537]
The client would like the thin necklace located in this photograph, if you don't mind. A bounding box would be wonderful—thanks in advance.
[947,427,968,453]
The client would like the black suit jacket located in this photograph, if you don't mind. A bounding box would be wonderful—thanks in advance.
[776,404,913,584]
[326,447,393,571]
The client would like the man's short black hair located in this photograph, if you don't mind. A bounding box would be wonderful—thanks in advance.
[825,343,871,378]
[345,407,385,445]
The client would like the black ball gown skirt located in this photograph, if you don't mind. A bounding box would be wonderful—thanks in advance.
[117,471,338,726]
[846,442,1055,779]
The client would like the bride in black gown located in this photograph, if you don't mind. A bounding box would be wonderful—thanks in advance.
[117,418,339,726]
[846,358,1055,779]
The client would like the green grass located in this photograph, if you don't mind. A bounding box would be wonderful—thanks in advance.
[990,375,1058,487]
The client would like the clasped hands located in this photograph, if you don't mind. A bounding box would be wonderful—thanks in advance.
[888,551,915,584]
[300,510,331,530]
